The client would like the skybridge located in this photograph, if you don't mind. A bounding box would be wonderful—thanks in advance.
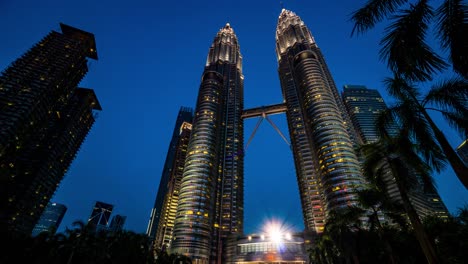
[241,103,290,151]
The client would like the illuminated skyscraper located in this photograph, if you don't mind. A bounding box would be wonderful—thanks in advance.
[342,85,388,143]
[31,202,67,236]
[88,201,113,231]
[0,24,100,234]
[342,85,448,219]
[154,121,192,250]
[147,107,193,240]
[171,23,244,263]
[275,9,363,233]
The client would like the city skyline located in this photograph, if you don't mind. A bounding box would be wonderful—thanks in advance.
[1,0,466,234]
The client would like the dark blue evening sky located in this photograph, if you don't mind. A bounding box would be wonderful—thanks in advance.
[1,0,466,234]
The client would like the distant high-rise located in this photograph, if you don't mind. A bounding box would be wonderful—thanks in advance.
[109,214,126,232]
[0,23,101,234]
[88,201,113,231]
[146,107,193,240]
[154,121,192,250]
[275,9,363,233]
[171,23,244,263]
[31,202,67,236]
[342,85,388,143]
[342,85,448,219]
[457,140,468,166]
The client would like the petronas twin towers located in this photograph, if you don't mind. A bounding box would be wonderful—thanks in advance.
[164,9,364,262]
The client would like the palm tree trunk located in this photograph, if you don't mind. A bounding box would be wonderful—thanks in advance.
[421,109,468,189]
[373,209,396,264]
[390,161,439,264]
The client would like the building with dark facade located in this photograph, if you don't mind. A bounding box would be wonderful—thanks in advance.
[109,214,126,233]
[147,107,193,240]
[154,121,192,250]
[171,23,244,263]
[31,202,67,236]
[275,9,363,234]
[342,85,388,143]
[0,23,101,234]
[88,201,113,232]
[342,85,448,219]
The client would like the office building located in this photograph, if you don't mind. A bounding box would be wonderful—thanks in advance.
[342,85,448,219]
[154,121,192,250]
[147,107,193,240]
[0,23,101,234]
[109,214,126,232]
[88,201,113,231]
[31,202,67,236]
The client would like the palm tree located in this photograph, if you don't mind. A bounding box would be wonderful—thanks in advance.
[324,208,364,264]
[63,220,97,264]
[309,233,340,264]
[359,135,440,263]
[351,0,468,78]
[378,76,468,189]
[353,187,401,264]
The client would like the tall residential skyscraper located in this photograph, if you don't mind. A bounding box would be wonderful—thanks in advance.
[0,24,101,234]
[147,107,193,240]
[275,9,363,233]
[171,23,244,263]
[88,201,114,231]
[31,202,67,236]
[342,85,448,219]
[154,121,192,250]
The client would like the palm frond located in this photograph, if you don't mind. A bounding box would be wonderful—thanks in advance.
[383,75,421,101]
[395,135,438,189]
[391,100,446,172]
[351,0,409,35]
[409,125,446,173]
[375,108,401,139]
[380,0,448,81]
[359,141,387,181]
[436,0,468,77]
[440,110,468,139]
[424,77,468,116]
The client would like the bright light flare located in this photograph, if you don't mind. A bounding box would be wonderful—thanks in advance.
[262,218,294,244]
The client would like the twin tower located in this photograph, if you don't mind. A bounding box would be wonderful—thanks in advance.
[160,9,364,262]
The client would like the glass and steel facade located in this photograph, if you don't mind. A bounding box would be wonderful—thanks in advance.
[154,121,192,250]
[31,202,67,236]
[0,24,100,234]
[147,107,193,241]
[276,9,363,233]
[171,23,244,263]
[109,214,126,232]
[342,85,388,143]
[88,201,114,231]
[342,85,448,219]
